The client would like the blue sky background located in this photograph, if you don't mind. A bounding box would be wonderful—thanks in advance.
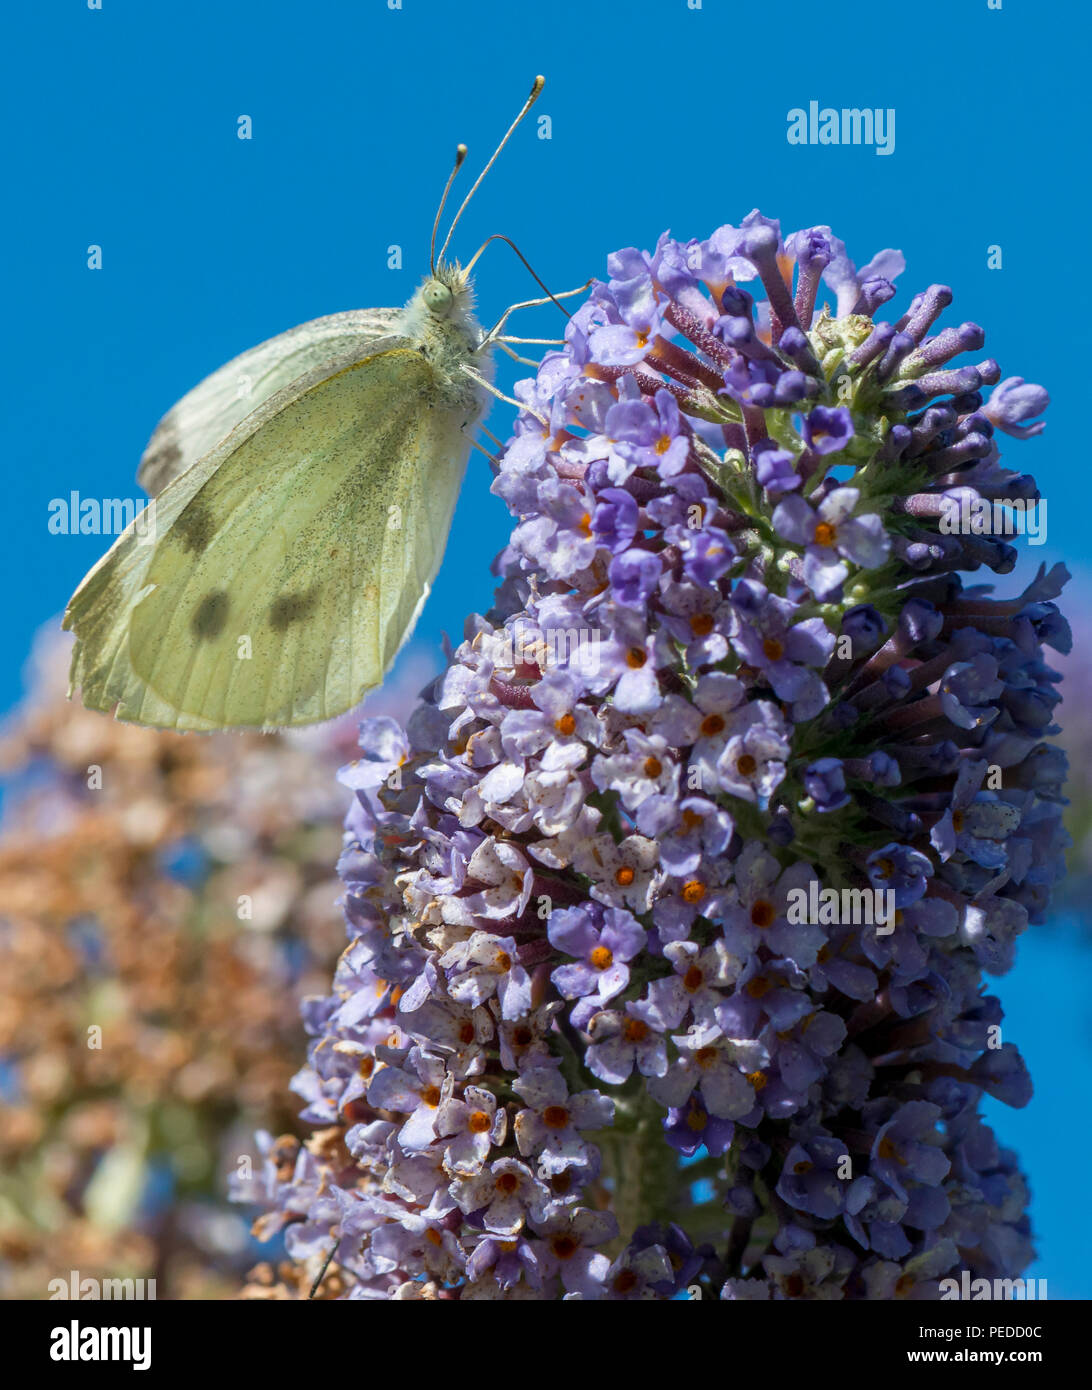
[3,0,1089,1295]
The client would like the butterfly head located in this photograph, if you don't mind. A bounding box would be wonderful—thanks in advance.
[420,261,475,319]
[402,262,492,408]
[404,262,483,351]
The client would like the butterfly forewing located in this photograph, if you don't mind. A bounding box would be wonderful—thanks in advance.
[66,343,472,730]
[137,308,403,497]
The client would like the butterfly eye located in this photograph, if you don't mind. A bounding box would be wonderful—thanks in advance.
[423,280,454,317]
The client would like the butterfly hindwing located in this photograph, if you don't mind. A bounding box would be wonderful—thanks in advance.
[137,308,403,497]
[66,342,472,730]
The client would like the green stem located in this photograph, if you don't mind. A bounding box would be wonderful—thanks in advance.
[597,1089,686,1256]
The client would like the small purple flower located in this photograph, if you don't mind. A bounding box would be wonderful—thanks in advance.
[939,654,1004,730]
[773,488,891,599]
[803,757,849,812]
[868,1101,951,1203]
[610,548,663,607]
[585,1005,668,1084]
[802,405,855,455]
[984,377,1049,438]
[450,1158,549,1237]
[366,1047,449,1151]
[713,701,792,805]
[664,1095,735,1158]
[441,932,532,1021]
[435,1085,507,1177]
[513,1068,614,1176]
[728,579,833,720]
[532,1206,618,1298]
[591,487,640,552]
[866,843,934,907]
[548,905,646,1009]
[752,441,801,496]
[588,273,663,367]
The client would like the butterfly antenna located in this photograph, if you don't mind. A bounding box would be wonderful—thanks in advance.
[430,144,468,276]
[465,233,574,321]
[436,75,544,266]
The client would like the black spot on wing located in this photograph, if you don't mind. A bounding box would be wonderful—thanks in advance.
[142,434,183,496]
[269,590,319,632]
[173,498,215,554]
[192,590,230,639]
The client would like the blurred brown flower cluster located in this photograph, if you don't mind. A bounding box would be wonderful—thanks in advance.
[0,627,435,1299]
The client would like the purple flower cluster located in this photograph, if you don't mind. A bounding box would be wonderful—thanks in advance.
[235,214,1068,1300]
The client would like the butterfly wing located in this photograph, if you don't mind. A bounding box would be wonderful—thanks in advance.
[65,342,472,730]
[137,308,402,497]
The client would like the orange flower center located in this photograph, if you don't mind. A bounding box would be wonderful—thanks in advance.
[762,638,785,661]
[626,646,647,669]
[814,521,837,547]
[551,1234,578,1260]
[458,1022,476,1045]
[555,712,577,736]
[615,866,636,887]
[496,1172,520,1194]
[468,1110,492,1134]
[747,1070,768,1091]
[624,1017,649,1043]
[694,1046,718,1069]
[682,880,706,905]
[736,753,758,778]
[681,809,704,832]
[700,713,725,737]
[690,613,715,637]
[683,965,704,992]
[590,945,614,971]
[420,1086,441,1107]
[644,756,663,778]
[542,1105,570,1130]
[495,951,512,972]
[750,899,775,929]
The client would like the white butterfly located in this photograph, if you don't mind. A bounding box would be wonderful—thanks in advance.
[65,77,570,732]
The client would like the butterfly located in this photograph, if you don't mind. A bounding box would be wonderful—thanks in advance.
[64,76,572,732]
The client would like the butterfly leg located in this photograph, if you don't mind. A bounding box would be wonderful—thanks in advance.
[478,281,591,349]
